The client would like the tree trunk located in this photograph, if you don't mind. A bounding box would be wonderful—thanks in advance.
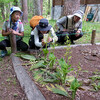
[40,0,43,15]
[6,3,11,19]
[0,3,5,20]
[48,0,50,15]
[22,0,28,24]
[28,0,30,13]
[13,0,18,6]
[33,0,42,15]
[64,0,80,16]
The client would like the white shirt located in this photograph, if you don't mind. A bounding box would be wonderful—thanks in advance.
[31,27,58,47]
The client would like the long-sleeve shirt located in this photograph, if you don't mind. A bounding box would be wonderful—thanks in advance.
[31,27,58,47]
[56,15,82,32]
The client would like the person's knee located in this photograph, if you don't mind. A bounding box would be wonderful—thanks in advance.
[21,44,28,51]
[80,33,83,37]
[29,40,35,49]
[0,42,6,50]
[18,41,28,51]
[29,35,35,49]
[78,33,83,38]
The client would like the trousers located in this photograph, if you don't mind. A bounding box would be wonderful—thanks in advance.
[0,39,28,51]
[56,30,83,44]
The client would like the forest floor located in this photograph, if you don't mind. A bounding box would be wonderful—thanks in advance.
[20,44,100,100]
[0,56,28,100]
[0,44,100,100]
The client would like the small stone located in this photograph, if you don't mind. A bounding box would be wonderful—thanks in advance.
[79,86,91,91]
[83,79,91,86]
[91,50,98,56]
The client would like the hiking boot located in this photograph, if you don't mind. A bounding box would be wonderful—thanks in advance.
[1,50,7,57]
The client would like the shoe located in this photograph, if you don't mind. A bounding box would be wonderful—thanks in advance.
[71,41,75,44]
[70,40,75,44]
[1,50,7,57]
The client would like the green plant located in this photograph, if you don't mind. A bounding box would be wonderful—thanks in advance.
[93,70,100,75]
[30,60,46,70]
[56,58,73,84]
[32,69,46,85]
[74,63,82,79]
[13,93,18,97]
[6,78,11,82]
[48,52,56,69]
[89,75,100,81]
[91,82,100,91]
[20,54,36,61]
[64,46,72,64]
[42,48,49,60]
[43,58,73,84]
[13,78,17,85]
[64,35,71,45]
[0,57,2,61]
[66,76,75,83]
[46,84,70,98]
[23,23,31,44]
[70,78,81,100]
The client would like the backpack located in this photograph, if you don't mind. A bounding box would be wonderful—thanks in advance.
[29,16,43,30]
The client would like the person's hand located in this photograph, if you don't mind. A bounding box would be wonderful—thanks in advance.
[7,28,13,34]
[76,30,81,33]
[75,34,80,37]
[8,29,16,34]
[11,30,18,35]
[75,30,81,37]
[42,39,46,46]
[9,29,19,35]
[62,29,67,32]
[48,37,53,42]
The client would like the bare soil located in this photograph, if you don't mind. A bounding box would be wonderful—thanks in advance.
[20,44,100,100]
[0,56,28,100]
[0,44,100,100]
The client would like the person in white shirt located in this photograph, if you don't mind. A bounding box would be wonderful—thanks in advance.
[29,18,58,49]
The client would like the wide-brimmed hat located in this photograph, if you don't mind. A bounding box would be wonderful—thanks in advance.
[73,10,84,19]
[36,18,52,31]
[10,6,23,16]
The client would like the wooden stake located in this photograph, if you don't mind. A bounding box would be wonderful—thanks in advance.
[10,34,17,53]
[91,30,96,45]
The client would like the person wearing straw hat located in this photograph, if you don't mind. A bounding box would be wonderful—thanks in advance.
[0,6,28,57]
[29,18,58,49]
[56,10,84,44]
